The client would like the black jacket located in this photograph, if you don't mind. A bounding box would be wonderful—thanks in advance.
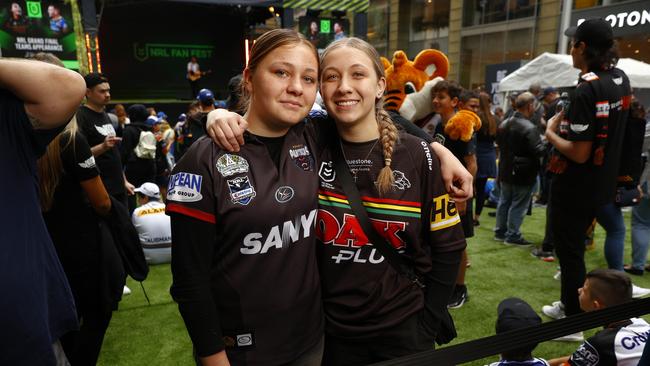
[97,197,149,312]
[497,111,546,185]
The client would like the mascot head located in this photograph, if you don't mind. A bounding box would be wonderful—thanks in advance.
[381,49,449,112]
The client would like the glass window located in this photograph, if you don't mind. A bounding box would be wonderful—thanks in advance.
[367,0,389,57]
[408,0,450,57]
[617,34,650,64]
[459,28,533,88]
[574,0,631,9]
[463,0,537,26]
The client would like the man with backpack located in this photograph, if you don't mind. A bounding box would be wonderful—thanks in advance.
[121,104,157,212]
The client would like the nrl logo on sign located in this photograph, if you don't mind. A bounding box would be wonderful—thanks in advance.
[217,154,249,177]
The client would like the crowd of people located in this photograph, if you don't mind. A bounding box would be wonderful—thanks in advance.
[2,17,650,366]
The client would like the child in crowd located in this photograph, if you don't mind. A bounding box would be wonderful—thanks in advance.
[432,80,477,309]
[489,297,550,366]
[549,269,649,366]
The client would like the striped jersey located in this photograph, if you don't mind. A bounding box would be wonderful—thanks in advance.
[315,132,466,338]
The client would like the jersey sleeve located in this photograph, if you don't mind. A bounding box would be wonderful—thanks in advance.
[166,140,217,224]
[567,83,597,142]
[417,139,466,253]
[63,132,99,182]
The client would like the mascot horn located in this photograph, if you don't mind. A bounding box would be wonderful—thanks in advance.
[381,49,449,112]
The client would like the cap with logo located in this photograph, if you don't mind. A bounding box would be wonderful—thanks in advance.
[134,182,160,199]
[496,297,542,334]
[564,18,614,49]
[197,88,215,103]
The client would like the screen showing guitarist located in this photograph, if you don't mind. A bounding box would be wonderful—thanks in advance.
[187,56,205,99]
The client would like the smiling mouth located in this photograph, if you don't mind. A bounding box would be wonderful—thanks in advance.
[335,100,359,106]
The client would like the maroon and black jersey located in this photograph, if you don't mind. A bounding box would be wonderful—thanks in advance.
[315,132,466,338]
[166,122,323,365]
[547,68,631,207]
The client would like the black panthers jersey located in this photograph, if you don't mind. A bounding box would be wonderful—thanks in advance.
[166,122,324,366]
[315,132,466,338]
[547,68,631,207]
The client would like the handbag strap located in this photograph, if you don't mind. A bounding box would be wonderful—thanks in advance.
[330,137,425,288]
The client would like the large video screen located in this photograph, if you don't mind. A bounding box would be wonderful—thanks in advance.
[299,16,350,50]
[0,1,76,67]
[99,2,246,100]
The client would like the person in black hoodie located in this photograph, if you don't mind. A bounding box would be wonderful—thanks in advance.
[121,104,157,212]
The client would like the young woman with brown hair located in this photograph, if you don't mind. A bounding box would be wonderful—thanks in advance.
[315,37,465,365]
[167,29,325,366]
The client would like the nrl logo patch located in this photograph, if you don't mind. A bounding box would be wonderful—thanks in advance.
[216,154,249,177]
[228,176,256,205]
[319,161,336,182]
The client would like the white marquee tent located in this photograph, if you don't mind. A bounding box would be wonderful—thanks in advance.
[498,52,650,91]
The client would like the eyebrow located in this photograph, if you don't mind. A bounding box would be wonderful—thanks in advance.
[270,61,317,73]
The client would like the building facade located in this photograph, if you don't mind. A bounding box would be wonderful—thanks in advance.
[370,0,648,90]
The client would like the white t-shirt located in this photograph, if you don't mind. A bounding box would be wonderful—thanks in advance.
[187,61,199,77]
[132,201,171,248]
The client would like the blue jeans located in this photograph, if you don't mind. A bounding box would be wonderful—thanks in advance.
[595,203,625,271]
[631,186,650,271]
[494,182,534,241]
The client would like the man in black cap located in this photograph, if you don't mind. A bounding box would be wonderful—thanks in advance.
[76,73,134,206]
[542,18,632,340]
[488,298,548,366]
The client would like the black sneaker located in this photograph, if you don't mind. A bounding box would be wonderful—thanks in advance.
[494,233,506,241]
[624,265,644,276]
[504,237,532,247]
[531,247,555,262]
[447,285,468,309]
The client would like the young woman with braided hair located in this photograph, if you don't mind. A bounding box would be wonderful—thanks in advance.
[315,36,466,365]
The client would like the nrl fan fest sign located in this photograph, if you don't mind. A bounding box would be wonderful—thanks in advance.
[0,0,77,68]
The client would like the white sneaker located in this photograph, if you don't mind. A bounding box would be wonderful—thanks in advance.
[632,284,650,298]
[553,331,584,342]
[542,301,565,320]
[553,270,561,281]
[123,285,132,296]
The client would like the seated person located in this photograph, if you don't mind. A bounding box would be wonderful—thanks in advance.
[489,297,549,366]
[549,269,649,366]
[131,182,171,264]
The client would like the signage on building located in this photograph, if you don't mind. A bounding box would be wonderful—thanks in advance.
[485,61,523,108]
[570,0,650,37]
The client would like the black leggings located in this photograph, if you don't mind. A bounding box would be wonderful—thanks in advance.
[60,305,113,365]
[322,312,433,366]
[475,177,489,217]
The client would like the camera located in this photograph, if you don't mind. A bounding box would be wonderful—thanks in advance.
[555,92,570,114]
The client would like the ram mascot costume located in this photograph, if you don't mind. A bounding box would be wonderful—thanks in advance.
[381,50,480,142]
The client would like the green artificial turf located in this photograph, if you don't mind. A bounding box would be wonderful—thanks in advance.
[98,206,650,365]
